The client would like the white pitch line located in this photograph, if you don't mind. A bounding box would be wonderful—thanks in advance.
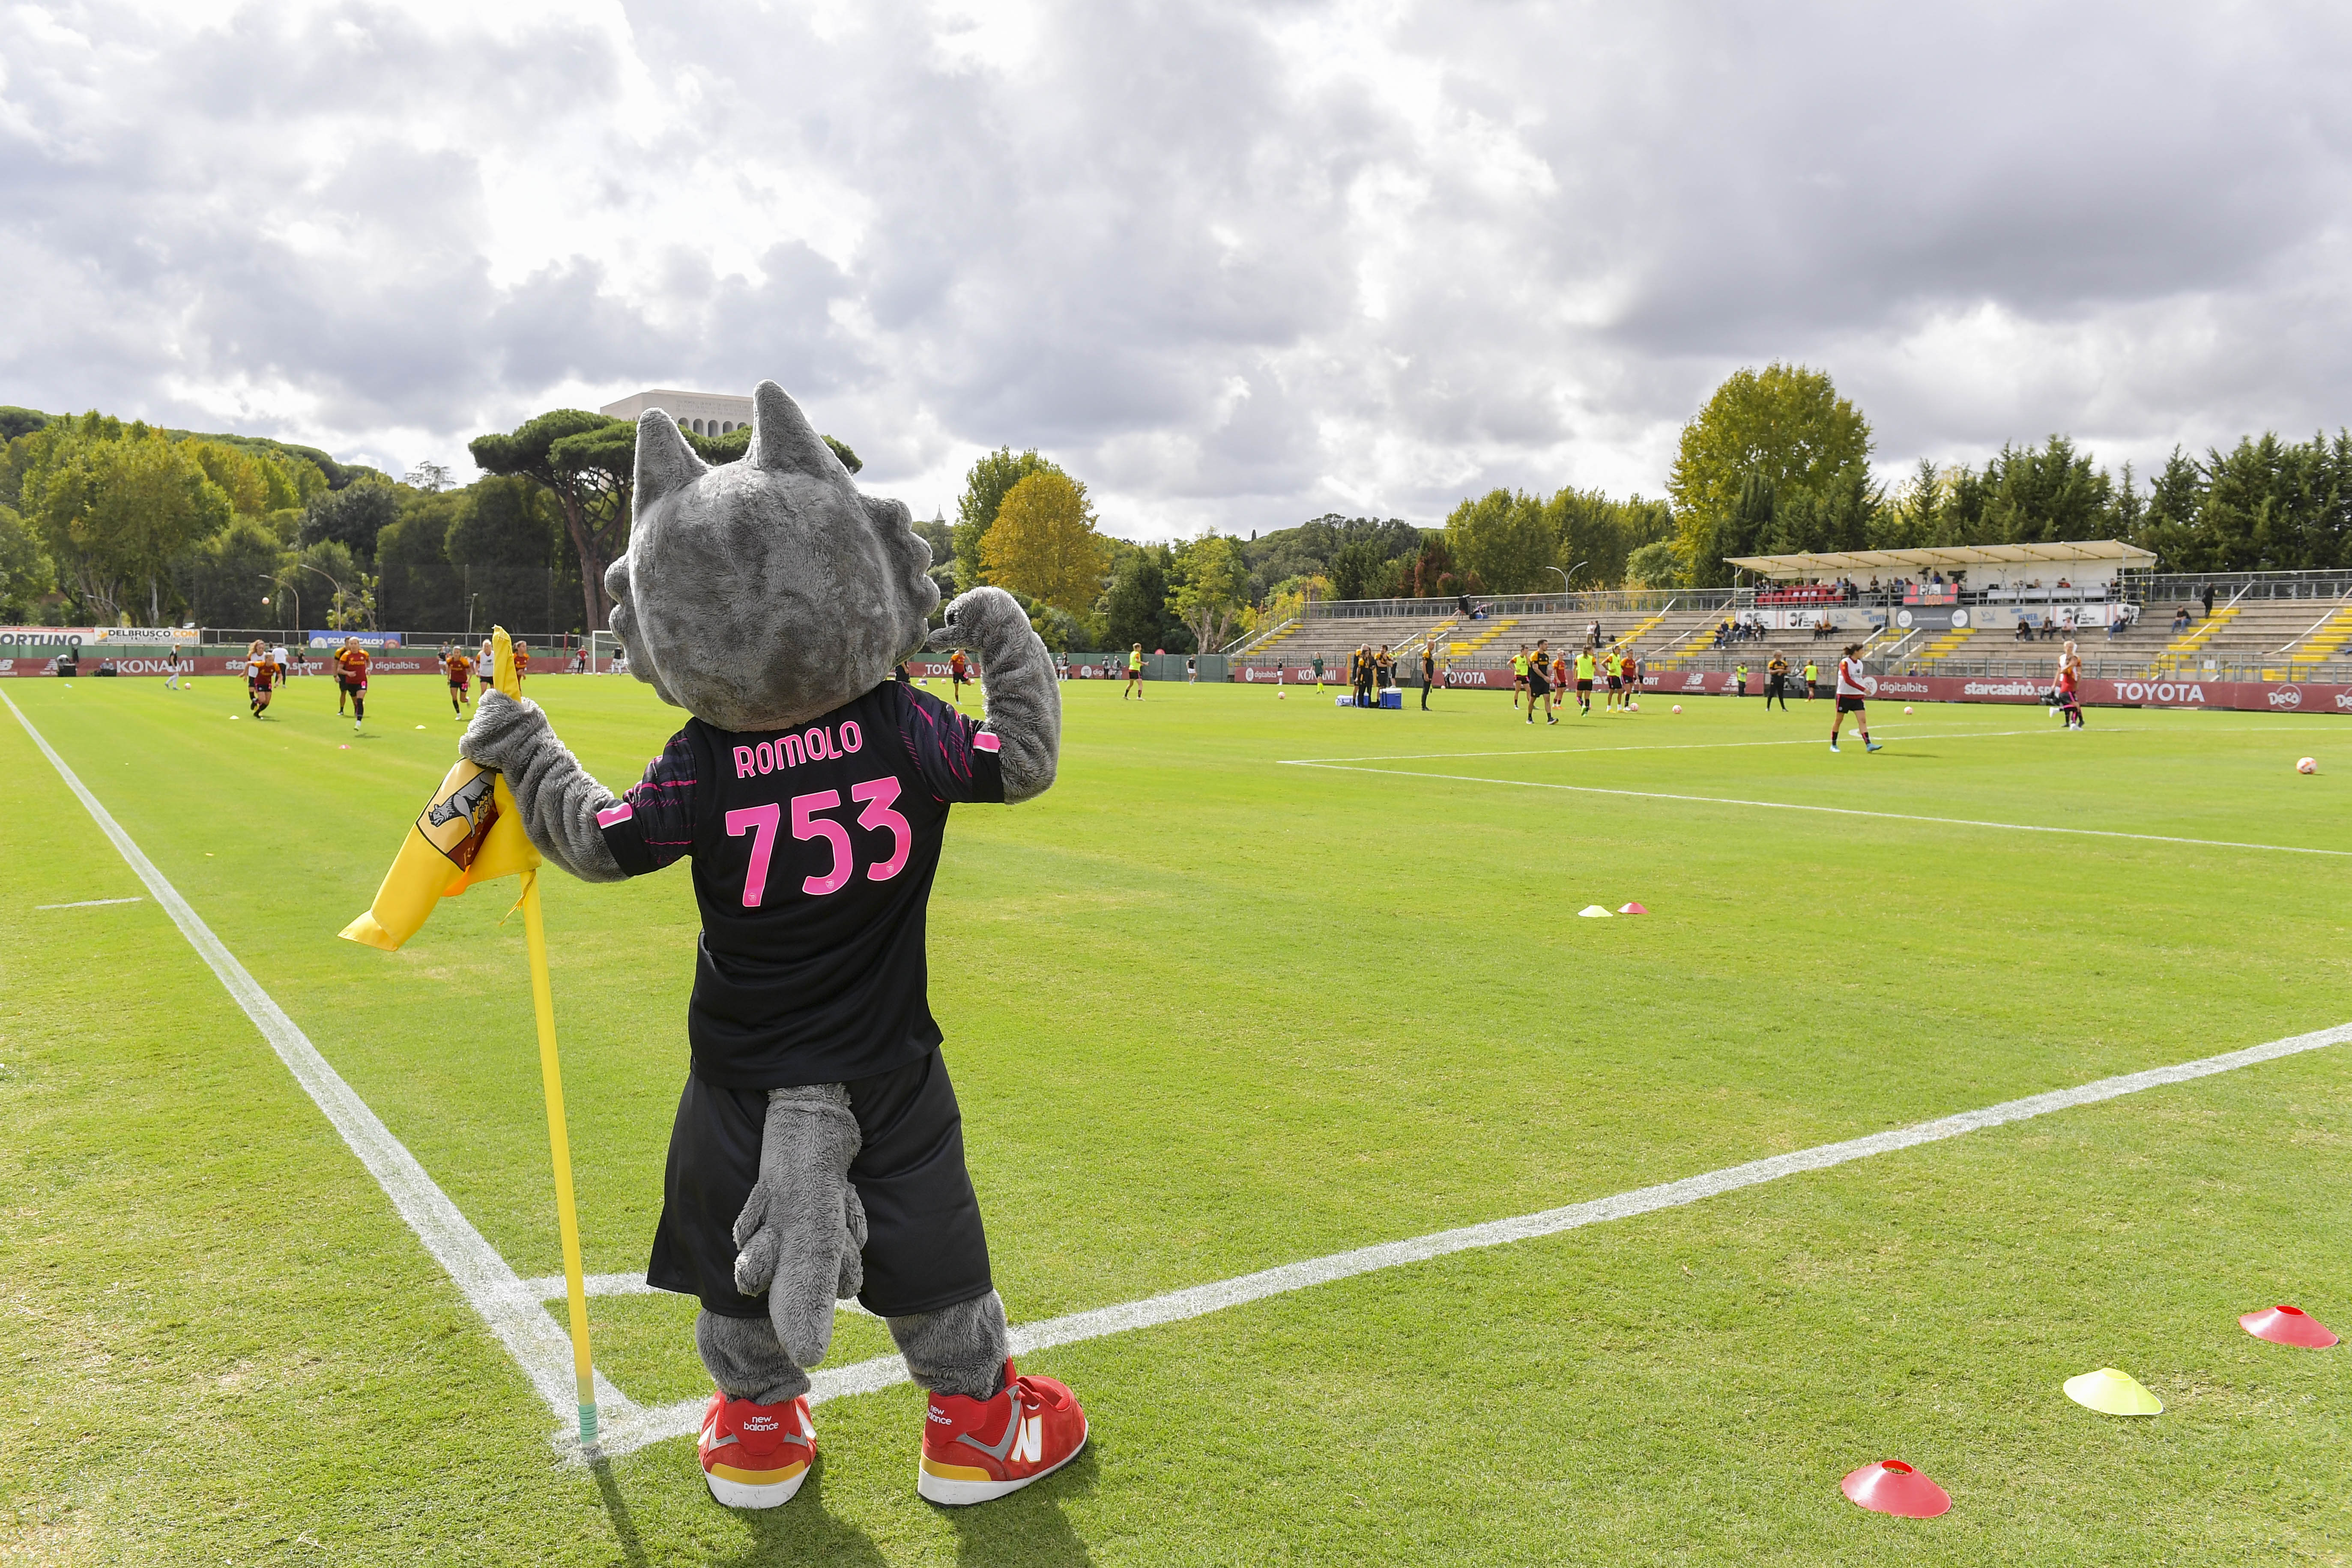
[1281,759,2352,858]
[1282,726,2053,765]
[34,896,145,909]
[1279,719,2352,768]
[3,693,642,1455]
[605,1019,2352,1458]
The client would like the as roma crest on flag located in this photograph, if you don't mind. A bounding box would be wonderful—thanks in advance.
[420,760,501,870]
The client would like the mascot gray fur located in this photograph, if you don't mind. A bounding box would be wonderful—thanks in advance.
[460,381,1086,1509]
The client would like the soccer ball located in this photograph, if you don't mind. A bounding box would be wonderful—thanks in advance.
[1904,705,1914,714]
[1629,701,1639,711]
[1278,690,1286,700]
[1671,703,1682,714]
[2297,757,2318,774]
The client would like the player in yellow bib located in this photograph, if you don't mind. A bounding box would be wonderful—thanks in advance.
[1573,648,1596,715]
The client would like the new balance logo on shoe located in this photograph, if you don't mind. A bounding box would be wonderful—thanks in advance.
[957,1399,1032,1461]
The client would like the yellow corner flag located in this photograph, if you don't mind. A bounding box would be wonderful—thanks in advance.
[341,632,538,950]
[340,627,600,1446]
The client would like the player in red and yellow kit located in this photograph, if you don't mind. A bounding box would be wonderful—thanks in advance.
[512,642,531,685]
[444,645,476,717]
[333,637,371,730]
[245,639,278,717]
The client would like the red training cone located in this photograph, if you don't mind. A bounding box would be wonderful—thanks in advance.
[2240,1305,2339,1347]
[1618,902,1648,915]
[1841,1459,1950,1519]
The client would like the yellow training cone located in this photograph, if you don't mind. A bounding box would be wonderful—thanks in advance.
[2062,1367,2162,1416]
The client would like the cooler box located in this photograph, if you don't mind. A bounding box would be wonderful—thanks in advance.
[1379,689,1403,708]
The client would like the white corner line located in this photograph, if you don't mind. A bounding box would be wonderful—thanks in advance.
[3,692,642,1456]
[606,1018,2352,1458]
[34,896,146,909]
[1280,759,2352,857]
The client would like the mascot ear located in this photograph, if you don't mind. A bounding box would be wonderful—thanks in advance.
[637,409,708,508]
[746,381,848,481]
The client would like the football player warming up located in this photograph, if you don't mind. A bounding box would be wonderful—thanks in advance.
[445,642,476,717]
[245,639,278,717]
[333,636,371,731]
[1829,642,1882,753]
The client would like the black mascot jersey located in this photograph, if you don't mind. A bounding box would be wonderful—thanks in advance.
[598,680,1005,1087]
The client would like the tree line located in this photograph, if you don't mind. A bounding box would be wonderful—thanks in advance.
[11,379,2340,647]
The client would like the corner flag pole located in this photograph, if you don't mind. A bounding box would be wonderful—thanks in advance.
[521,864,597,1444]
[495,627,596,1445]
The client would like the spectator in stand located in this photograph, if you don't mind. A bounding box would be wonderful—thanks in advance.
[2014,616,2035,642]
[2172,604,2191,634]
[2201,583,2216,618]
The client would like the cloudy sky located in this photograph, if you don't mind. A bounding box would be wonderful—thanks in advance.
[4,0,2348,538]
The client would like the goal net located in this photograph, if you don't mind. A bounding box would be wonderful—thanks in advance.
[586,629,628,674]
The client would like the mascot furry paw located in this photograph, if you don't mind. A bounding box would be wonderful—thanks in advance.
[460,382,1084,1509]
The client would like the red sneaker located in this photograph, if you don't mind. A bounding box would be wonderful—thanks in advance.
[917,1360,1088,1505]
[699,1389,815,1508]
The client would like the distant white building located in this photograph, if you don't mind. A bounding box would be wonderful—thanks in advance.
[598,388,754,437]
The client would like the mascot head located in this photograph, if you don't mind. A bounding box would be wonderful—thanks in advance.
[607,381,940,731]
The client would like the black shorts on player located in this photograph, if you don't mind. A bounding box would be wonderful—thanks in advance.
[1837,695,1866,714]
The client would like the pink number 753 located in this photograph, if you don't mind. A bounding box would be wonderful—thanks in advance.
[726,779,909,905]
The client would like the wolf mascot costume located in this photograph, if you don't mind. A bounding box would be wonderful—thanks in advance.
[460,382,1086,1508]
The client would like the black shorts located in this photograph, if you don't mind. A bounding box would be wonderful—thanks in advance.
[1576,679,1593,693]
[1837,695,1866,713]
[338,676,366,693]
[1606,676,1622,690]
[649,1047,993,1320]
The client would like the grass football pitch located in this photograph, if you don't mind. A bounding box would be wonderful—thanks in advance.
[3,670,2349,1565]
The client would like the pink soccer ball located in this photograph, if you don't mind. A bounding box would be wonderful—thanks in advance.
[1904,705,1914,714]
[2297,757,2318,774]
[1629,701,1639,711]
[1671,703,1683,714]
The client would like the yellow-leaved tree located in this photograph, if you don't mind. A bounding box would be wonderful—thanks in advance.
[980,469,1111,616]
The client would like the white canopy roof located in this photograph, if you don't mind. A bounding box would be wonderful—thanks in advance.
[1724,540,2156,580]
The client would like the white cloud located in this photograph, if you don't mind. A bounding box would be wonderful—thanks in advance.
[2,0,2348,537]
